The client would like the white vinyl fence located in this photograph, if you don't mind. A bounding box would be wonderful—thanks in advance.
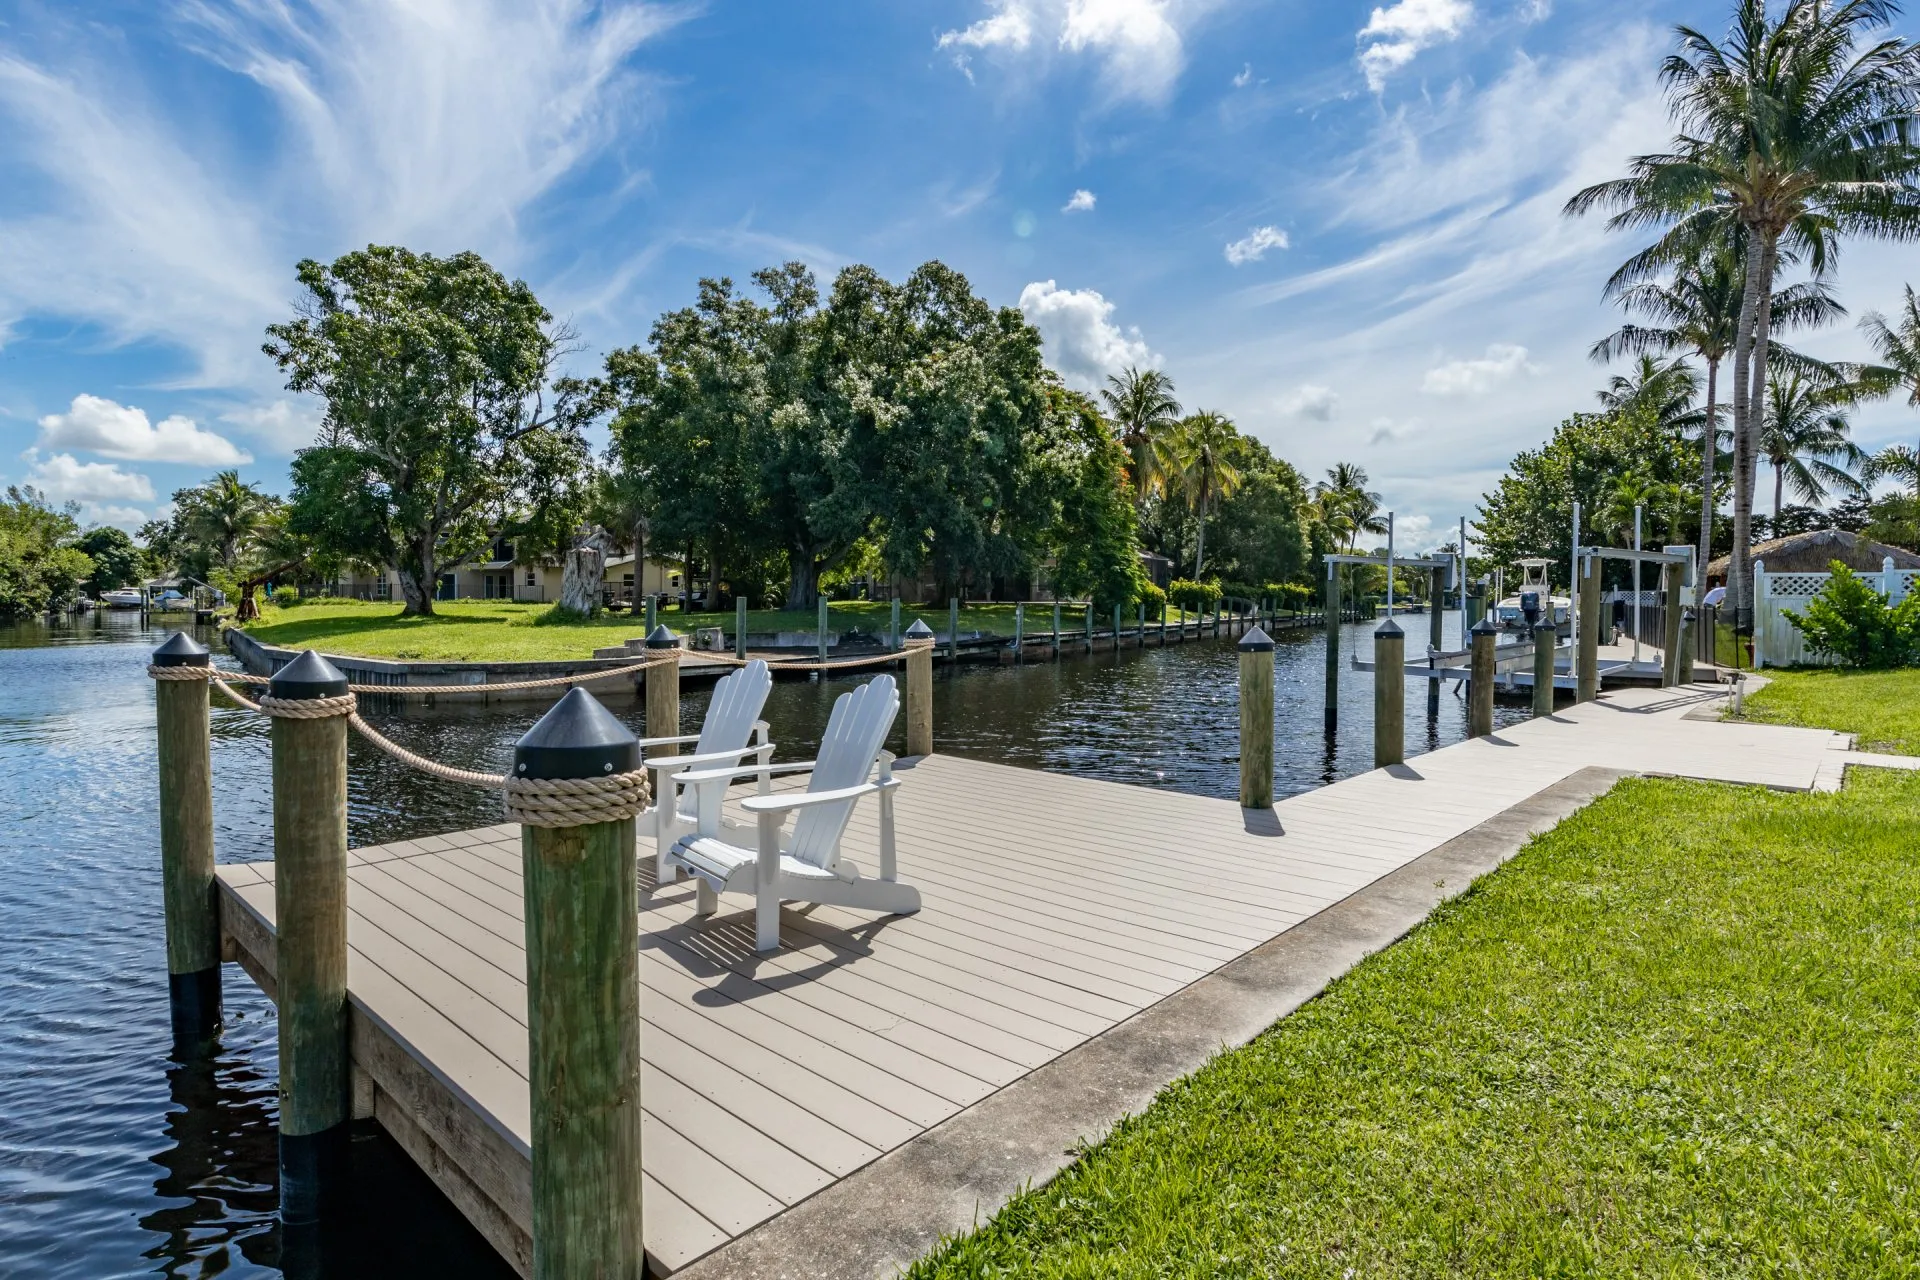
[1755,557,1920,668]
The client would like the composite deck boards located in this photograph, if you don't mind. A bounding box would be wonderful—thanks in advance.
[215,681,1846,1274]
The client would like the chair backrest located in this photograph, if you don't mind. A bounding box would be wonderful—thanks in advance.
[694,660,772,755]
[788,675,899,869]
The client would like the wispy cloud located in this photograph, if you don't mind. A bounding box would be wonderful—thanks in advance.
[1357,0,1474,91]
[0,1,679,427]
[1018,280,1156,390]
[1232,62,1252,87]
[1279,383,1338,421]
[1224,225,1290,265]
[1421,343,1537,395]
[1062,188,1097,213]
[37,394,250,466]
[936,0,1194,105]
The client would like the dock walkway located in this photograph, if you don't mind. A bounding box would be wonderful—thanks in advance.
[214,681,1848,1276]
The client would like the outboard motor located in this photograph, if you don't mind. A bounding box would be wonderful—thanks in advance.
[1520,590,1541,628]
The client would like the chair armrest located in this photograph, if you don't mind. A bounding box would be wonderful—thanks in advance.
[635,733,703,750]
[645,744,777,772]
[672,759,821,786]
[739,779,895,814]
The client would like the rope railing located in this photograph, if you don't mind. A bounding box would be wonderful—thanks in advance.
[150,663,652,825]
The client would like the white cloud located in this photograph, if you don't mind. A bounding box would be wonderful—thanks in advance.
[1061,0,1184,103]
[937,1,1036,52]
[1062,188,1097,213]
[21,451,157,527]
[1518,0,1552,22]
[936,0,1188,104]
[36,394,251,466]
[1421,343,1538,395]
[1232,62,1252,88]
[1224,225,1290,265]
[0,2,679,389]
[1018,280,1157,390]
[1357,0,1474,91]
[220,400,324,455]
[1279,384,1338,421]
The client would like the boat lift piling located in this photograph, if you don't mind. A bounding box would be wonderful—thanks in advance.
[1323,512,1455,745]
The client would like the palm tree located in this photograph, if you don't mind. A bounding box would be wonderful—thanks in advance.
[1100,366,1181,501]
[1311,462,1386,555]
[1565,0,1920,627]
[186,471,272,571]
[1596,354,1703,432]
[1760,369,1870,518]
[1591,242,1845,600]
[1156,411,1244,578]
[1861,284,1920,497]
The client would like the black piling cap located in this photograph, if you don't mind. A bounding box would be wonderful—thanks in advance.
[513,688,639,781]
[904,619,935,640]
[1238,625,1275,653]
[1532,619,1559,636]
[1470,616,1500,637]
[151,631,210,667]
[645,624,679,650]
[1374,617,1404,638]
[269,650,348,699]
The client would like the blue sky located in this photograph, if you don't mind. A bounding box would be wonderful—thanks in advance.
[3,0,1917,549]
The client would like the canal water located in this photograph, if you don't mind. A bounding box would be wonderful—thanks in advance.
[0,611,1527,1278]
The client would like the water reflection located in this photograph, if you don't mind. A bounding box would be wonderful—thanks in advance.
[0,609,1527,1278]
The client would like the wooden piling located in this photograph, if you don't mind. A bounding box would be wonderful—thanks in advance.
[1427,567,1446,717]
[1532,620,1556,718]
[1013,602,1025,658]
[151,633,220,1042]
[1053,602,1063,660]
[1324,567,1342,737]
[1678,607,1696,684]
[818,596,830,664]
[1138,602,1147,650]
[644,595,657,634]
[1238,627,1275,808]
[267,650,353,1226]
[948,598,960,662]
[513,692,644,1280]
[1373,619,1404,768]
[1083,602,1093,653]
[1661,561,1684,687]
[734,598,747,660]
[904,620,935,756]
[889,598,901,650]
[1467,617,1496,737]
[1577,553,1601,703]
[645,625,680,741]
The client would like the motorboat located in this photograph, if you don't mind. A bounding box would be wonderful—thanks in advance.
[1494,558,1571,632]
[100,588,145,609]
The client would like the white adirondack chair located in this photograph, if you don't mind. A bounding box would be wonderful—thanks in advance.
[639,659,774,885]
[663,674,919,951]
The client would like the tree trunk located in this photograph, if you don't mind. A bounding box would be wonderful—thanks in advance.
[1727,232,1764,631]
[786,546,820,612]
[1697,358,1718,607]
[1773,463,1784,523]
[632,515,650,616]
[1193,506,1208,580]
[397,540,436,617]
[708,536,723,613]
[560,546,604,616]
[1737,236,1779,632]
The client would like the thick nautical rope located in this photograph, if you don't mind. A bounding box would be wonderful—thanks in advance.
[206,651,679,696]
[693,647,921,672]
[502,772,650,827]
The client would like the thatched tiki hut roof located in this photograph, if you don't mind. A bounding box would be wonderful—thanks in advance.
[1706,529,1920,578]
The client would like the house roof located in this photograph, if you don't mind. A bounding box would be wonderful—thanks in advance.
[1705,528,1920,576]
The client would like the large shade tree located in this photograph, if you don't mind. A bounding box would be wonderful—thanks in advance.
[1566,0,1920,627]
[266,246,604,616]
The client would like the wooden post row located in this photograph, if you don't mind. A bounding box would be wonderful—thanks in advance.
[1468,617,1496,738]
[1238,627,1275,808]
[1373,618,1404,768]
[904,619,935,757]
[646,625,681,741]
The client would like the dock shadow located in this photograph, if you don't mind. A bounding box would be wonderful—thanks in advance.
[1240,807,1285,837]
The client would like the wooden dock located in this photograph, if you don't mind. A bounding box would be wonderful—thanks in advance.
[213,681,1846,1276]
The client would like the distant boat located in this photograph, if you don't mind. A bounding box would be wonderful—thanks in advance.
[1494,558,1571,631]
[101,588,145,609]
[150,590,191,611]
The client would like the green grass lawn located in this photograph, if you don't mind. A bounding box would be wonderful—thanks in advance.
[238,597,1261,661]
[1740,667,1920,756]
[909,770,1920,1279]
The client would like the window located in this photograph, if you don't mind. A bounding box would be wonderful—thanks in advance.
[525,569,537,587]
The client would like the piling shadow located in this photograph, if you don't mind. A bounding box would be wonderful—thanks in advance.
[1240,808,1285,837]
[1383,763,1426,780]
[1482,734,1519,747]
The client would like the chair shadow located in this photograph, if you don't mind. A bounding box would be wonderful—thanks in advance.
[638,878,906,1000]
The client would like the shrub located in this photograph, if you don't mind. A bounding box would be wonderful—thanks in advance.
[1166,578,1222,611]
[1135,580,1167,620]
[1276,581,1315,606]
[1783,561,1920,669]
